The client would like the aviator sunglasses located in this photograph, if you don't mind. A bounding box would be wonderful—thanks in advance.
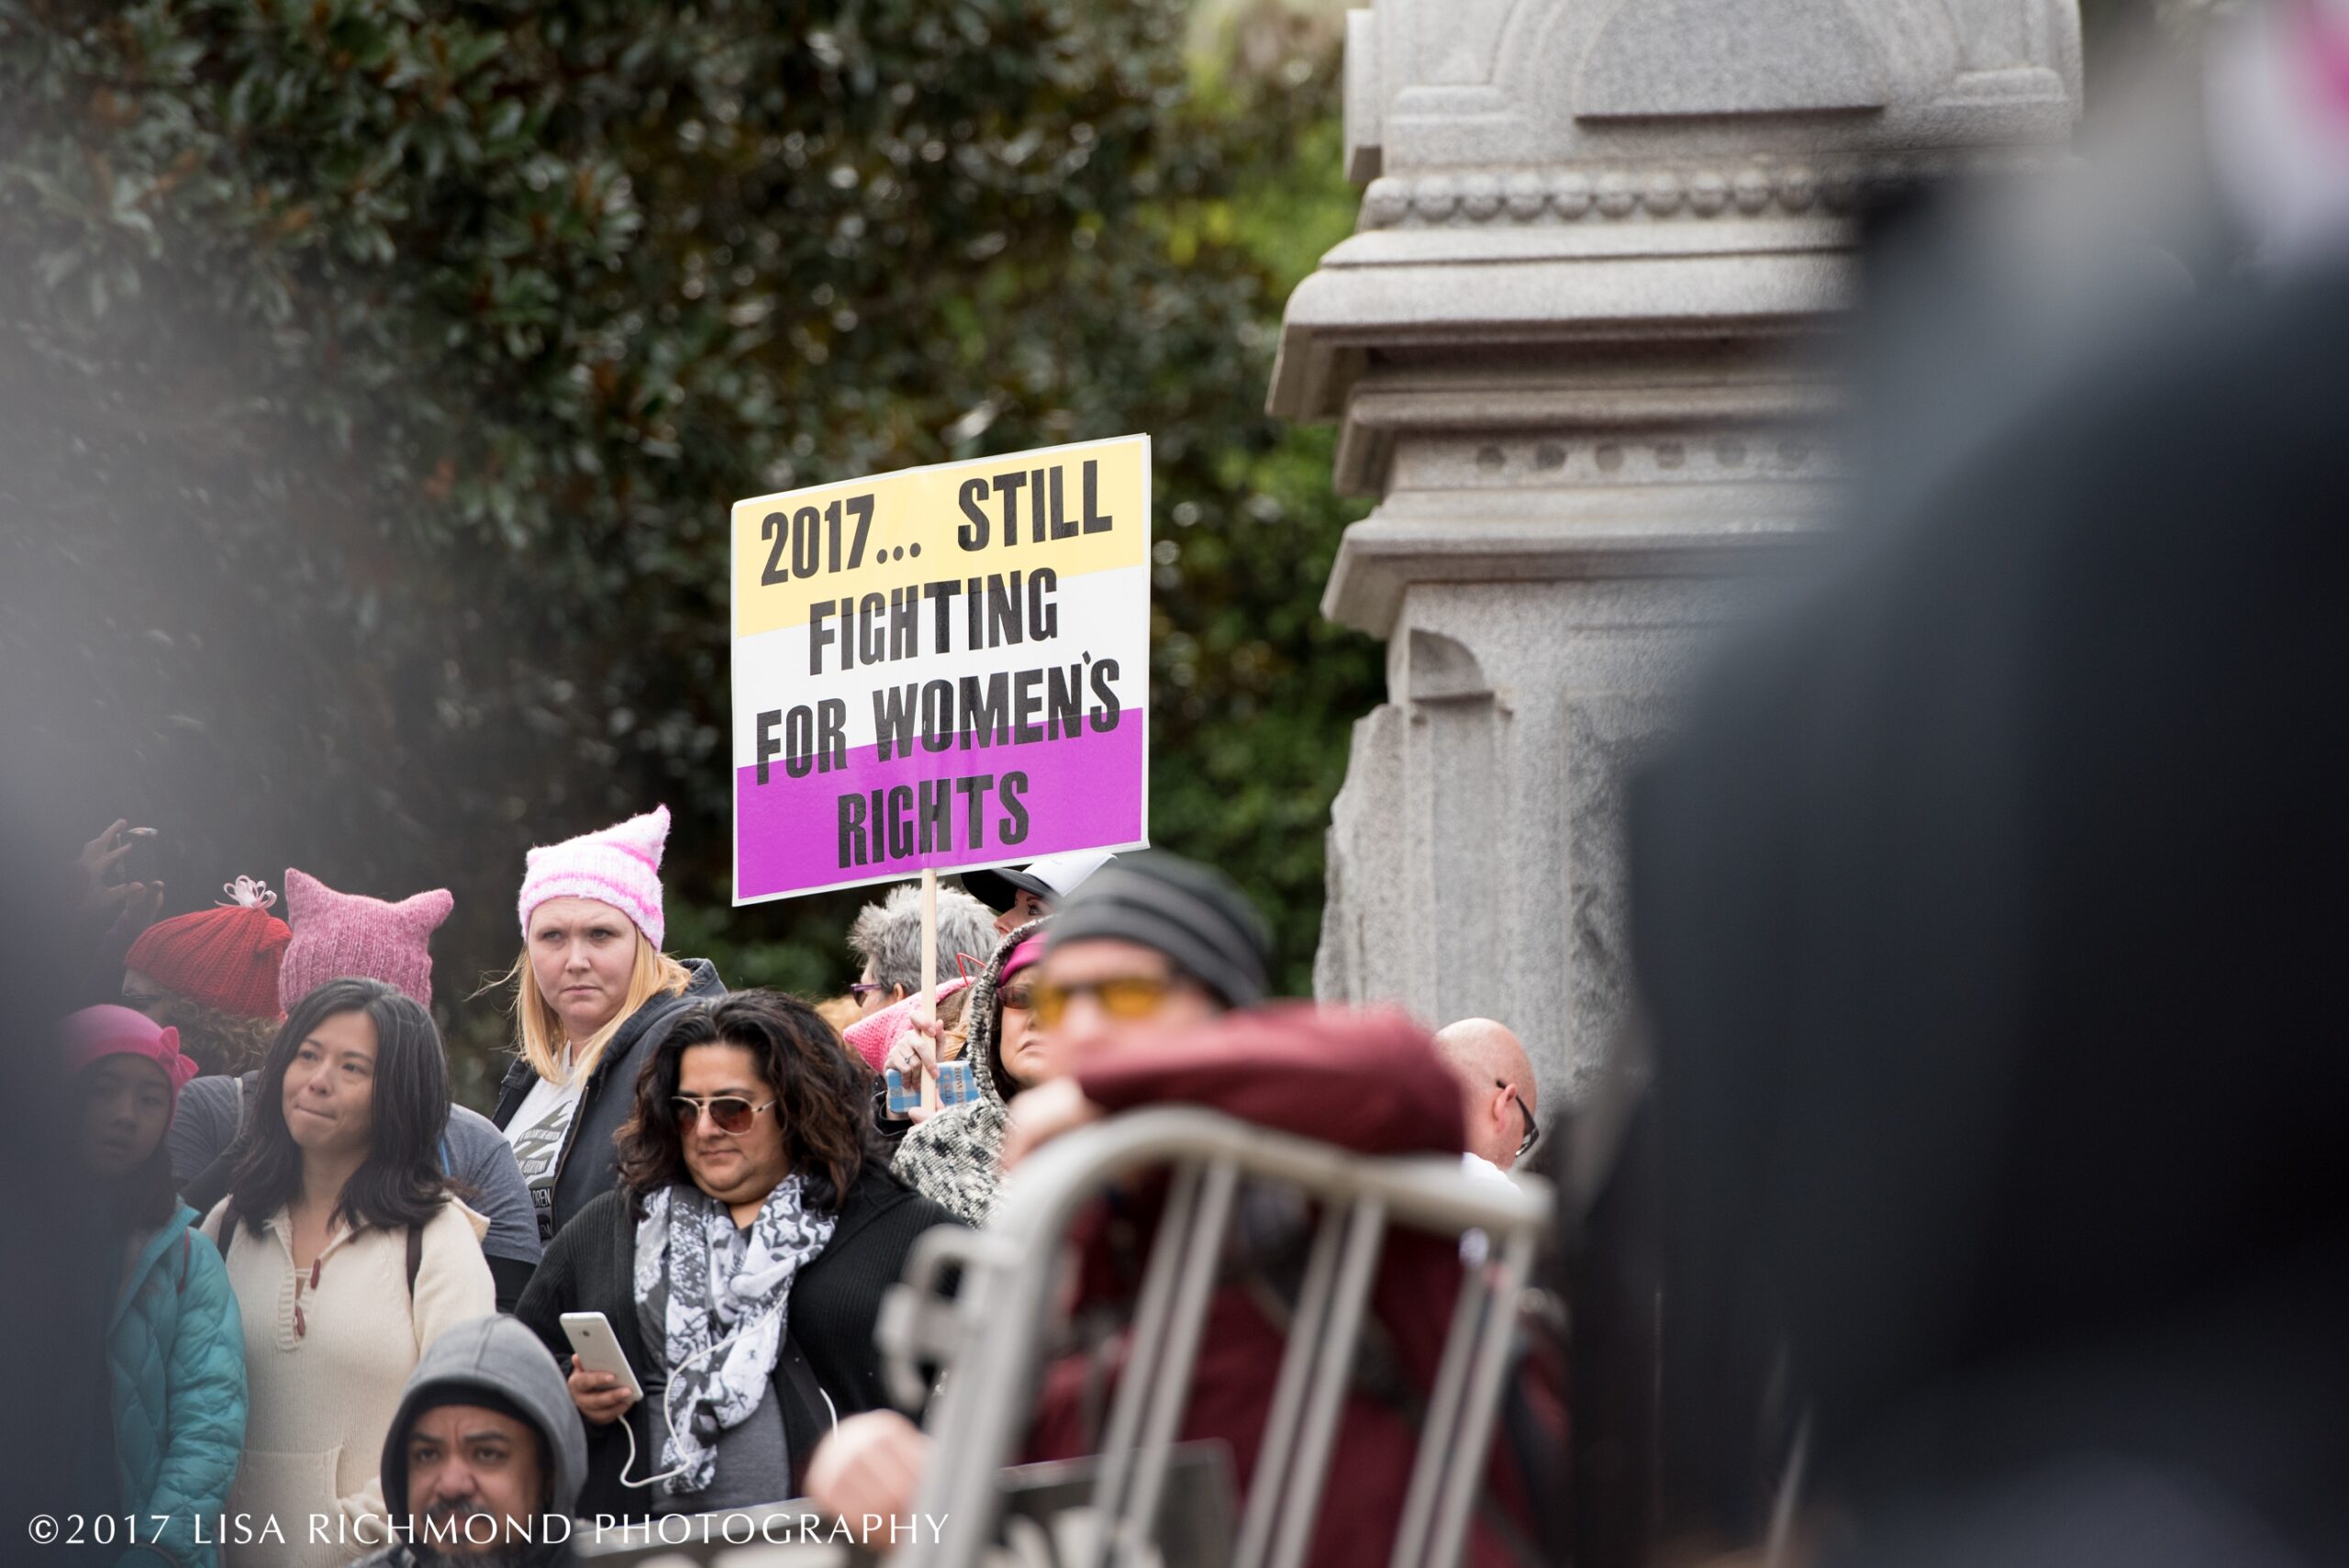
[848,951,985,1006]
[671,1095,778,1135]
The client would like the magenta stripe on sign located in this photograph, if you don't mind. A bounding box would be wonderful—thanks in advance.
[736,720,1145,899]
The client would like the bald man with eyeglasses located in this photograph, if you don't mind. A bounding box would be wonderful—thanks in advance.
[1433,1017,1540,1175]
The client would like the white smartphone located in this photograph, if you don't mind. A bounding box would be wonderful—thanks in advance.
[560,1311,644,1401]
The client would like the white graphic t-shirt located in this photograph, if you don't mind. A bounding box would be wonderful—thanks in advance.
[505,1053,586,1242]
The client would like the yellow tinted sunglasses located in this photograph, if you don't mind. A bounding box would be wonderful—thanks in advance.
[1029,976,1174,1028]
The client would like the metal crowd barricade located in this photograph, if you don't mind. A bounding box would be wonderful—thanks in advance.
[875,1105,1555,1568]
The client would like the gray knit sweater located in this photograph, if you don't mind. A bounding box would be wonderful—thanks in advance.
[890,918,1045,1226]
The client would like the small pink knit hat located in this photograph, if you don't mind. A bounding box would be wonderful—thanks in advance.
[841,976,974,1073]
[277,867,455,1011]
[62,1004,200,1112]
[1000,935,1047,984]
[518,805,670,948]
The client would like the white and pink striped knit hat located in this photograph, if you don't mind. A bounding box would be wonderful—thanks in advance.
[517,805,671,948]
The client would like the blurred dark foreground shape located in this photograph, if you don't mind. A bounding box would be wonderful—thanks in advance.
[0,817,121,1555]
[1607,223,2349,1567]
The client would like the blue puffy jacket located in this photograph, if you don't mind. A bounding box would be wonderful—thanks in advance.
[108,1203,247,1568]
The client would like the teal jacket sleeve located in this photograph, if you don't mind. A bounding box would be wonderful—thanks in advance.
[121,1233,246,1568]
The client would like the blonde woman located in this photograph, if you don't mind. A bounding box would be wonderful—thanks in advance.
[491,806,724,1245]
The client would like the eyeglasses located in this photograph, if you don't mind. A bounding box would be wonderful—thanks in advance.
[1030,975,1173,1029]
[1497,1081,1539,1162]
[671,1095,777,1135]
[997,984,1036,1013]
[854,954,985,1000]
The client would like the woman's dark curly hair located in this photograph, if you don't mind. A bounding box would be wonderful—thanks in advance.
[145,993,279,1078]
[616,989,880,1215]
[227,977,451,1238]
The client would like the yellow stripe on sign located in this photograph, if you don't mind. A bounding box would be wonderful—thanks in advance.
[732,435,1150,639]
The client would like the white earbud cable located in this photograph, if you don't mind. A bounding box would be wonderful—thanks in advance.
[615,1301,792,1490]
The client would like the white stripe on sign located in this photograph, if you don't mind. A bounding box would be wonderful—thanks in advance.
[731,562,1149,760]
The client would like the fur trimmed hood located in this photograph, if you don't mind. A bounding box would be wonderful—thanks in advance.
[889,918,1048,1228]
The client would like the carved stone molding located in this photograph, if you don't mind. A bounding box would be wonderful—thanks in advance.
[1342,0,2082,181]
[1280,0,2085,1097]
[1359,150,2064,228]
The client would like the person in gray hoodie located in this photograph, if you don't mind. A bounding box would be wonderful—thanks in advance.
[352,1317,586,1568]
[889,917,1048,1226]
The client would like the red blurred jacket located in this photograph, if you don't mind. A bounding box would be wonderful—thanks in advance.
[1020,1004,1529,1568]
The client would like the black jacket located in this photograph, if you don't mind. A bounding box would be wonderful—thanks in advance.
[514,1164,958,1521]
[492,958,725,1242]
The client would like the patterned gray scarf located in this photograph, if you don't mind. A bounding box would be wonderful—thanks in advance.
[893,1097,1009,1227]
[632,1175,836,1496]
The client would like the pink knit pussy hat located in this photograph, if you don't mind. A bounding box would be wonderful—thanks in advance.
[842,976,974,1073]
[518,805,671,948]
[277,867,455,1011]
[62,1004,199,1112]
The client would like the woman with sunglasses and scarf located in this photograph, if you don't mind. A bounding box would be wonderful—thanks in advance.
[516,990,957,1522]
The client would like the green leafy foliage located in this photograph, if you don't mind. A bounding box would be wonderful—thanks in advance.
[0,0,1371,1098]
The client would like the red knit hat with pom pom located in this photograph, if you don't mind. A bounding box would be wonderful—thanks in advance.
[122,875,291,1019]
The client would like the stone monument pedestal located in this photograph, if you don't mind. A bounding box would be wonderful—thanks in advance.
[1275,0,2081,1101]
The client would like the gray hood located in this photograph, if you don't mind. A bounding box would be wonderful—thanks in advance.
[892,918,1046,1228]
[379,1315,587,1524]
[970,916,1049,1106]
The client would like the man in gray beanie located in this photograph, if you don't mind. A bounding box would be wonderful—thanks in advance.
[1030,848,1274,1059]
[809,853,1532,1562]
[354,1317,587,1568]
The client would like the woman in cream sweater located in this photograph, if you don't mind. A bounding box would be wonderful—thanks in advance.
[204,978,494,1568]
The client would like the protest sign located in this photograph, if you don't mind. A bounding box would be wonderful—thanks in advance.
[730,434,1152,904]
